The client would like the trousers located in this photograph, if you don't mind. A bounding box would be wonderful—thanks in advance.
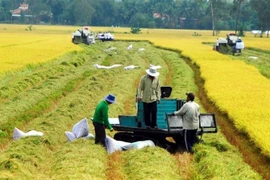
[93,121,106,148]
[143,101,157,127]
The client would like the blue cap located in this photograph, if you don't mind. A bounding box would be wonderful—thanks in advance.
[105,94,116,103]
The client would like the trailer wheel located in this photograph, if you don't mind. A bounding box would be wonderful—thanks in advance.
[114,132,148,143]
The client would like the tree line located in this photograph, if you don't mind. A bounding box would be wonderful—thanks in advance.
[0,0,269,34]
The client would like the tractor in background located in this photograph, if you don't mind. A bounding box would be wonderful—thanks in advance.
[214,33,244,55]
[96,32,114,42]
[72,26,95,45]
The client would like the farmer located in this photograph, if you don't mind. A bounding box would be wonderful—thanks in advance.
[215,38,219,51]
[235,37,245,50]
[173,92,200,153]
[92,94,115,148]
[137,66,161,129]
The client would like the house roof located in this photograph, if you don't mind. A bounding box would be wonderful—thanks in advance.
[10,3,29,16]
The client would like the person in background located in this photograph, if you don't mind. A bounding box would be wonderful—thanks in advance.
[173,92,200,153]
[235,37,245,50]
[215,38,219,51]
[92,94,115,148]
[137,67,161,129]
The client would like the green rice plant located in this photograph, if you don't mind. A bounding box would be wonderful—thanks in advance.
[121,147,183,180]
[51,140,108,179]
[0,40,263,179]
[229,48,270,79]
[192,133,262,180]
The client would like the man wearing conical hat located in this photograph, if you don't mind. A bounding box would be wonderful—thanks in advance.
[137,67,161,129]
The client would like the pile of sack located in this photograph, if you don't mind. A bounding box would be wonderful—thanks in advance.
[66,118,155,154]
[12,117,155,154]
[65,117,94,141]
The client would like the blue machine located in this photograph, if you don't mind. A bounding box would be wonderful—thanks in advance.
[112,86,218,150]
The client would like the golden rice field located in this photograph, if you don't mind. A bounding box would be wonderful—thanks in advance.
[0,24,270,158]
[0,24,81,75]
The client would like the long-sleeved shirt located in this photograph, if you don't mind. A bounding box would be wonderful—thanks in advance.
[93,100,112,130]
[137,74,161,103]
[174,101,200,130]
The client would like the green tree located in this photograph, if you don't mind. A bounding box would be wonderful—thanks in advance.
[250,0,270,37]
[27,0,50,23]
[1,0,21,22]
[63,0,94,25]
[233,0,247,33]
[45,0,66,24]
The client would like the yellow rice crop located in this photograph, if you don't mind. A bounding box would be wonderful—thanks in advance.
[0,25,82,75]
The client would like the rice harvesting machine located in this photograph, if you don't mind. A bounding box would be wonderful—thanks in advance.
[112,86,218,150]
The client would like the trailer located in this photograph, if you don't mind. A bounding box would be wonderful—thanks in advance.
[112,87,218,151]
[96,32,114,42]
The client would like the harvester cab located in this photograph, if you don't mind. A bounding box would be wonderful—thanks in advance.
[112,86,218,151]
[72,26,95,45]
[226,32,238,46]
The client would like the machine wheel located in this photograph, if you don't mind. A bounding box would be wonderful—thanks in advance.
[114,132,149,143]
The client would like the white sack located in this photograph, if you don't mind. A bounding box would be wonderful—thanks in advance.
[72,117,89,138]
[138,48,145,52]
[127,44,133,50]
[26,130,43,137]
[248,56,258,60]
[94,64,122,69]
[105,136,131,154]
[122,140,155,150]
[83,133,95,139]
[124,65,139,70]
[13,127,26,140]
[65,131,77,142]
[13,127,43,140]
[66,132,94,142]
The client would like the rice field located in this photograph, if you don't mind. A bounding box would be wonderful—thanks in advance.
[0,24,82,76]
[0,24,269,178]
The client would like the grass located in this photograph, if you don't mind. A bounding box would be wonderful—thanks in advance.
[193,135,262,179]
[121,147,182,180]
[0,41,262,179]
[229,48,270,79]
[0,54,90,141]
